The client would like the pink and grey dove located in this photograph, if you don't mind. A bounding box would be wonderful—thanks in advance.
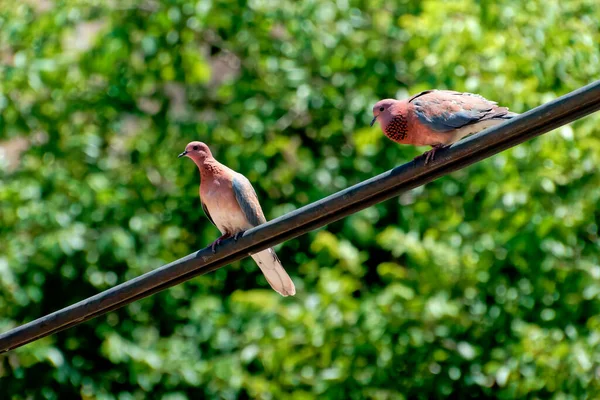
[371,90,518,164]
[179,141,296,297]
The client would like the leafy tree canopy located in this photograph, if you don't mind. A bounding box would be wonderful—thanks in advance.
[1,0,599,398]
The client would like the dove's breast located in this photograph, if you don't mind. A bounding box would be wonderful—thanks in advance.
[201,176,253,234]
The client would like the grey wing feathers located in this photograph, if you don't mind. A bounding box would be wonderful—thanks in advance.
[416,109,483,131]
[232,175,267,227]
[411,90,512,132]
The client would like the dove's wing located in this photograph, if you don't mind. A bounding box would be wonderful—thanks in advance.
[232,175,267,227]
[409,90,513,132]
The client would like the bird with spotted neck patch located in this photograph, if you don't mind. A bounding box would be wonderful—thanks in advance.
[371,90,518,164]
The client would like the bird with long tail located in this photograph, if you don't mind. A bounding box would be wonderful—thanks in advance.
[179,141,296,296]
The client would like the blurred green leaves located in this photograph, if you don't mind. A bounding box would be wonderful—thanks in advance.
[1,0,600,399]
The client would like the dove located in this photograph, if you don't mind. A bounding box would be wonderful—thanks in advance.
[371,90,518,164]
[179,141,296,296]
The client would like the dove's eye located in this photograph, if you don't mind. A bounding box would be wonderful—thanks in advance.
[193,145,199,151]
[379,107,385,112]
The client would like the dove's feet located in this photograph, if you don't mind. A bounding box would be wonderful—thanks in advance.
[211,233,232,253]
[415,144,446,166]
[233,231,245,242]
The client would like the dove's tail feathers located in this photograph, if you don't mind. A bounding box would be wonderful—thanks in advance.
[251,248,296,297]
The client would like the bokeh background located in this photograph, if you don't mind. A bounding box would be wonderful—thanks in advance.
[1,0,600,398]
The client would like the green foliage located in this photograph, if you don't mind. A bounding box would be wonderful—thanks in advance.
[1,0,600,398]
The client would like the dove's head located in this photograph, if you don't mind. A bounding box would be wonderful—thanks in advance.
[178,141,213,163]
[371,99,397,127]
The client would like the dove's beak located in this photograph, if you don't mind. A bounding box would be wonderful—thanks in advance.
[370,116,378,127]
[178,150,188,158]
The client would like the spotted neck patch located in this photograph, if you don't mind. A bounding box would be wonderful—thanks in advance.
[385,114,408,142]
[200,161,221,178]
